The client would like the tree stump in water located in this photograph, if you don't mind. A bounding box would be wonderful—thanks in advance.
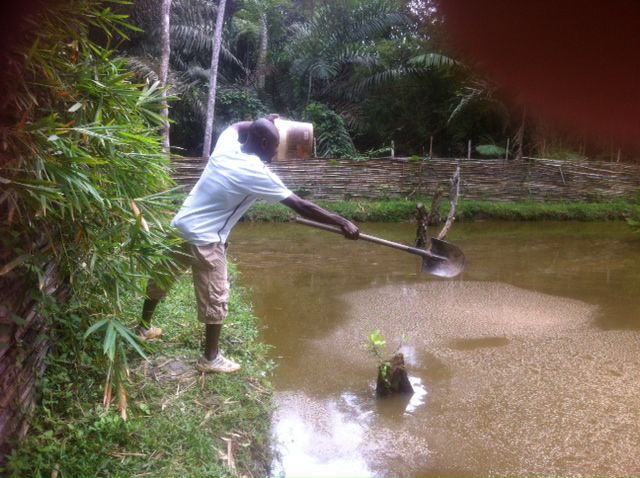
[426,187,445,226]
[376,352,414,396]
[415,187,445,248]
[415,203,429,249]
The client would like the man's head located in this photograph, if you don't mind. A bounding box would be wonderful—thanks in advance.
[242,117,280,163]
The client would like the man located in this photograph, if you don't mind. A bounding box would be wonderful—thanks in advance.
[139,116,359,373]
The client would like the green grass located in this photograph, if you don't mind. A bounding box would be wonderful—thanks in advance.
[455,199,632,221]
[243,198,634,223]
[3,267,275,478]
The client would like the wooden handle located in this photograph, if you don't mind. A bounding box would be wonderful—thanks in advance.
[294,217,434,259]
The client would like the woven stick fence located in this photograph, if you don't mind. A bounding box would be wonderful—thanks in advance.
[171,156,640,202]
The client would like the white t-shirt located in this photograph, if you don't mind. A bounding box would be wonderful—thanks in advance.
[171,126,292,245]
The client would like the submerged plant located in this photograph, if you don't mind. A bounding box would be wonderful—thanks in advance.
[366,329,392,387]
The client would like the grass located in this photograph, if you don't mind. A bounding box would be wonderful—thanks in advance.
[243,198,634,223]
[3,267,275,478]
[455,199,632,221]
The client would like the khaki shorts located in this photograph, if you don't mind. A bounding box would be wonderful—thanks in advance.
[146,242,229,325]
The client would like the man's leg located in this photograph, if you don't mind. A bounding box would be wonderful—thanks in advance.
[191,243,240,373]
[139,284,166,341]
[139,242,191,341]
[141,298,160,330]
[138,297,163,341]
[204,323,222,361]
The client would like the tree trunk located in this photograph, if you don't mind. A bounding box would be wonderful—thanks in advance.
[427,187,445,226]
[256,11,268,89]
[202,0,227,158]
[159,0,172,155]
[306,72,313,105]
[437,166,461,240]
[514,105,526,160]
[415,203,429,249]
[376,353,414,396]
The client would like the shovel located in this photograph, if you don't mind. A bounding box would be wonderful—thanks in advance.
[295,217,465,278]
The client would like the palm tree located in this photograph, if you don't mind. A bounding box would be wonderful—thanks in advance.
[284,0,410,105]
[124,0,246,155]
[232,0,290,89]
[276,0,457,155]
[202,0,228,158]
[160,0,172,153]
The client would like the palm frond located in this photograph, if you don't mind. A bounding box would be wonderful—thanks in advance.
[408,53,456,68]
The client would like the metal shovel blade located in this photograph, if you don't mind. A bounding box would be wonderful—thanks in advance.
[422,238,466,278]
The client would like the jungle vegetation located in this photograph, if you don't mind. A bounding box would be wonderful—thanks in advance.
[121,0,635,161]
[1,3,639,475]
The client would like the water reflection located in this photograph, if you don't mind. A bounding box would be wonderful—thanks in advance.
[373,376,428,417]
[405,377,427,415]
[272,378,428,478]
[272,392,373,477]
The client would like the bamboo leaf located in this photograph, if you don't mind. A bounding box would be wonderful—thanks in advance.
[4,0,180,412]
[83,318,109,339]
[103,321,117,361]
[112,320,147,359]
[0,255,30,276]
[68,102,83,113]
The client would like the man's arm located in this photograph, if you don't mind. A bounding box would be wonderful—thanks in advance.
[281,194,359,240]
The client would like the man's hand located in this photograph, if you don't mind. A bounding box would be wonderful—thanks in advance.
[266,113,280,123]
[340,220,359,240]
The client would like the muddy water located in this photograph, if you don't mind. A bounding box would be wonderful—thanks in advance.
[230,221,640,477]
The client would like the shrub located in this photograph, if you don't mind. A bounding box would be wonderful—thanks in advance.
[0,0,181,416]
[303,102,356,158]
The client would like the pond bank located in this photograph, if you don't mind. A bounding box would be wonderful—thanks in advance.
[3,270,274,478]
[244,198,635,223]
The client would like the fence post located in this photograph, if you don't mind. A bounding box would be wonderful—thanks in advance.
[429,136,433,160]
[391,141,395,158]
[505,137,510,160]
[467,139,471,160]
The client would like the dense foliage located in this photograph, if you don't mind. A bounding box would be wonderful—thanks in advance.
[117,0,636,161]
[302,102,355,157]
[121,0,520,157]
[0,0,181,415]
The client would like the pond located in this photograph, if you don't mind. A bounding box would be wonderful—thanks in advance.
[230,220,640,477]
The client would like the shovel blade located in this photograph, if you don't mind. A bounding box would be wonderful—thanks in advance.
[422,238,465,278]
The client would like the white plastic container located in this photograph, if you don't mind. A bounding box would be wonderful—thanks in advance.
[273,118,314,161]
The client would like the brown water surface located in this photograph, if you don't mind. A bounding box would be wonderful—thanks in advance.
[230,221,640,477]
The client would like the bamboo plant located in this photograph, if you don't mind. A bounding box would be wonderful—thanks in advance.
[0,0,182,418]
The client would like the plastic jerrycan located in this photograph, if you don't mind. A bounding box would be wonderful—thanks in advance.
[273,118,314,161]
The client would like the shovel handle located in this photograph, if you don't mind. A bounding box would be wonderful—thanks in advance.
[294,217,436,259]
